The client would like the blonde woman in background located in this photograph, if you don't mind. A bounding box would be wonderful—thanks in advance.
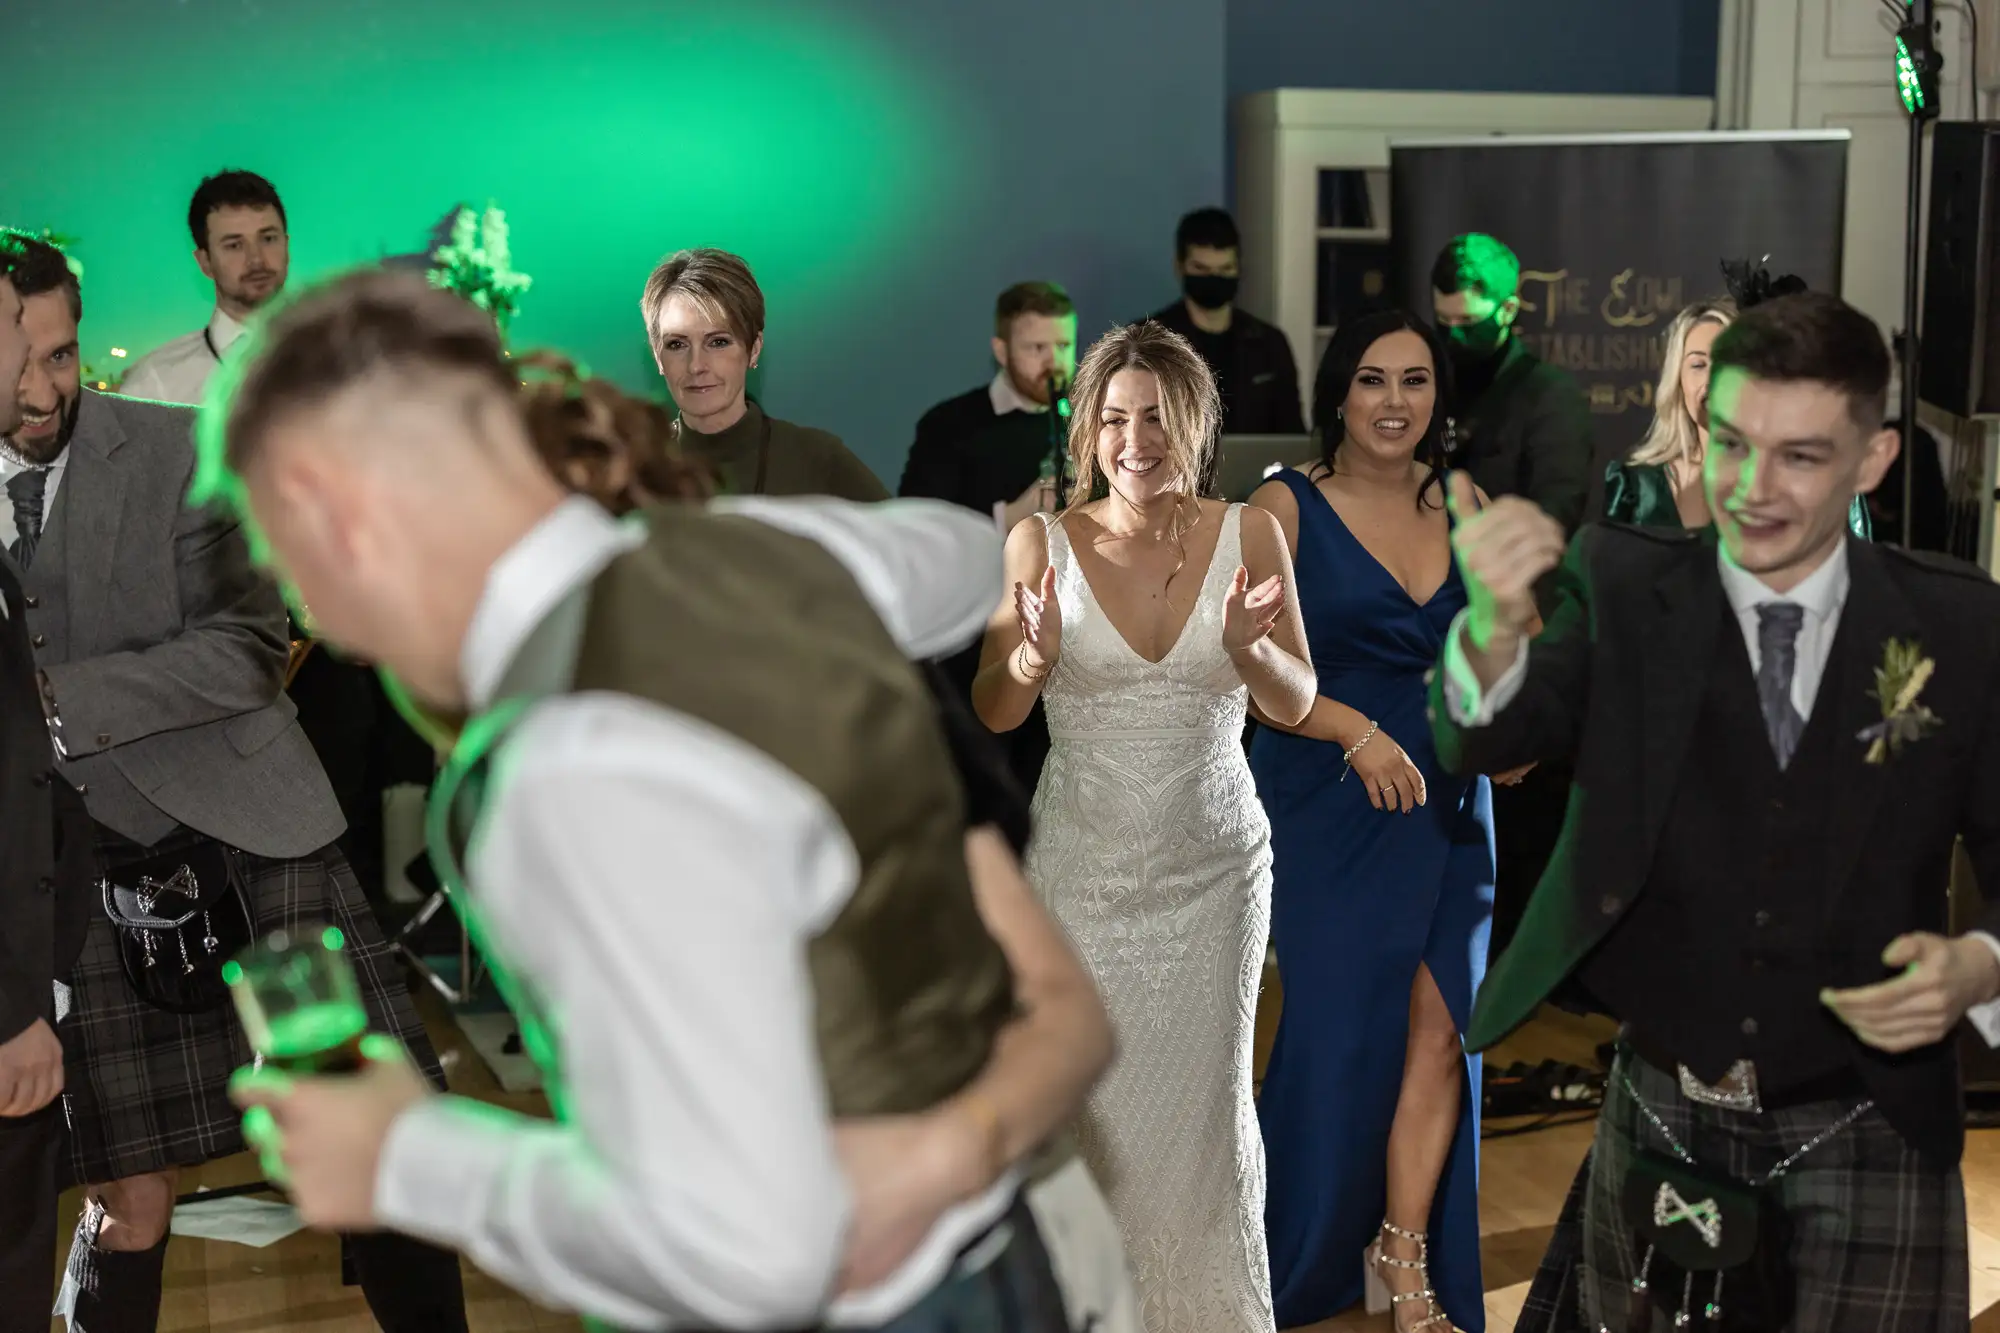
[1601,297,1734,528]
[1604,283,1869,538]
[974,321,1315,1333]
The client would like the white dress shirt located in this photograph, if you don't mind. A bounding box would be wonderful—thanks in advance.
[372,495,1015,1329]
[1441,539,2000,1044]
[117,307,247,406]
[988,368,1049,419]
[0,444,67,551]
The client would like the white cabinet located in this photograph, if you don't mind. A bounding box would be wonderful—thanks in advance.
[1232,90,1715,407]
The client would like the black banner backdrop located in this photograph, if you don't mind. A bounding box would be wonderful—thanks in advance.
[1390,132,1849,511]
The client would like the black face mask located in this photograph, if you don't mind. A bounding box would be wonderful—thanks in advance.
[1444,312,1508,363]
[1182,273,1239,312]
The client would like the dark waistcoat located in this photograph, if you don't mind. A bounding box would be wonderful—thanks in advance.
[439,505,1015,1118]
[1581,620,1856,1091]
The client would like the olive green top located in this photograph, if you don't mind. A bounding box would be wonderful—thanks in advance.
[680,399,890,502]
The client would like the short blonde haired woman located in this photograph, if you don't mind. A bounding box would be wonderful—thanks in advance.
[640,247,887,501]
[974,320,1315,1333]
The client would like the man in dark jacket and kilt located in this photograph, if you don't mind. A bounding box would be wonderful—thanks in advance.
[1435,290,2000,1330]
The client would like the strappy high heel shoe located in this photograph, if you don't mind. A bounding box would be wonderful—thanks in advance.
[1362,1219,1464,1332]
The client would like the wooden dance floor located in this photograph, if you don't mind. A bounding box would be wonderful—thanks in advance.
[58,976,2000,1332]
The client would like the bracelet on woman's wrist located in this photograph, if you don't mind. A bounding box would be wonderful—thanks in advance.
[1339,722,1379,780]
[1016,639,1050,682]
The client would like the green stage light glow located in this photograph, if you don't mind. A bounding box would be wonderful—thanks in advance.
[9,1,960,402]
[1894,2,1941,119]
[1897,33,1926,115]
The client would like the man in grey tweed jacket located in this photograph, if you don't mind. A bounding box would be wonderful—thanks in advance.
[3,233,465,1330]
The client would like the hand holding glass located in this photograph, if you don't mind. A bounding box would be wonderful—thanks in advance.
[225,925,370,1075]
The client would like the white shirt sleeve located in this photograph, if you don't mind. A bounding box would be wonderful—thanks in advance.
[373,695,855,1328]
[711,495,1003,659]
[115,358,167,402]
[1440,609,1531,726]
[1964,932,2000,1046]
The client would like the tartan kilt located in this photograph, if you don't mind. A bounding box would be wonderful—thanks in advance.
[57,836,441,1188]
[1578,1050,1967,1333]
[1514,1147,1591,1333]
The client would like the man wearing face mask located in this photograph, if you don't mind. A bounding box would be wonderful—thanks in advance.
[1430,233,1592,536]
[1147,208,1305,436]
[1431,234,1592,965]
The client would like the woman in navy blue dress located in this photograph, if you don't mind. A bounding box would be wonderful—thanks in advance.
[1248,311,1508,1332]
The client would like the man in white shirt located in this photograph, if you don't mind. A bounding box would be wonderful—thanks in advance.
[1432,291,2000,1330]
[118,170,289,406]
[220,270,1106,1330]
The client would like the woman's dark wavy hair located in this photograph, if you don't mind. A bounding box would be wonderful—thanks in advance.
[1310,308,1455,510]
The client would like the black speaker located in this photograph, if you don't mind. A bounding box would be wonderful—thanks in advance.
[1920,122,2000,418]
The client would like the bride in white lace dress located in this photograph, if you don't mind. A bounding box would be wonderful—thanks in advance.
[972,322,1317,1333]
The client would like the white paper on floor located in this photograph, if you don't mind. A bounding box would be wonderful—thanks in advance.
[454,1009,544,1093]
[170,1192,305,1248]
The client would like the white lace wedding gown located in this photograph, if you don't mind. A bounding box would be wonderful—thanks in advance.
[1025,505,1276,1333]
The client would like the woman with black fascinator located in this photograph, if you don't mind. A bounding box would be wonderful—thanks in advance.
[1603,261,1870,539]
[1247,310,1515,1332]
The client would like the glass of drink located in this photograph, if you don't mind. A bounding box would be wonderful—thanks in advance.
[225,924,370,1075]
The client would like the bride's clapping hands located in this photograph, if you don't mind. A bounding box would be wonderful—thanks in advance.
[1222,566,1286,655]
[1013,566,1062,676]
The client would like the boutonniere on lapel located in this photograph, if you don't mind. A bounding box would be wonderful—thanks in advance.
[1858,637,1941,764]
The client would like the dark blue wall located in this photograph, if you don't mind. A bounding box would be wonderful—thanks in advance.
[1227,0,1721,101]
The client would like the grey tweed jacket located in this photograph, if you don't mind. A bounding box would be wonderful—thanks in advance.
[22,390,344,858]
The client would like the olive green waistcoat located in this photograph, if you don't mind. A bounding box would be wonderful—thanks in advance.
[438,505,1014,1119]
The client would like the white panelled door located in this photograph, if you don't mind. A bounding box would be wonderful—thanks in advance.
[1733,0,1978,330]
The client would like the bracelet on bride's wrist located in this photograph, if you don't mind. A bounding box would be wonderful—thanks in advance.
[1340,722,1379,776]
[1016,640,1050,682]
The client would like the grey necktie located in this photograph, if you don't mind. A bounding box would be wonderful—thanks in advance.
[6,467,46,571]
[1756,602,1807,769]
